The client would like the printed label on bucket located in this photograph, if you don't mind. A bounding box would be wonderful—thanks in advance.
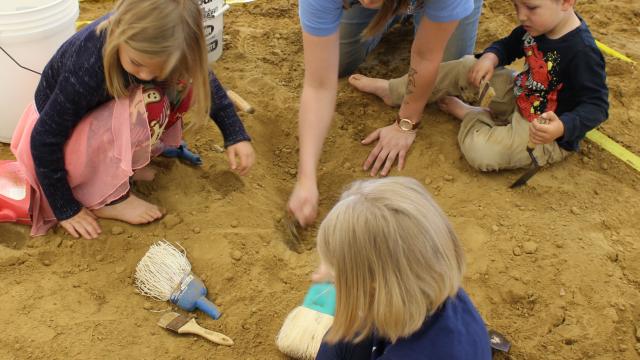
[199,0,228,63]
[200,0,221,20]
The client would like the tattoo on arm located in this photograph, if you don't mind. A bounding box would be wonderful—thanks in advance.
[406,67,417,97]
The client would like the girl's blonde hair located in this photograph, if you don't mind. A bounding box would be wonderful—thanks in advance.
[317,177,464,343]
[98,0,211,120]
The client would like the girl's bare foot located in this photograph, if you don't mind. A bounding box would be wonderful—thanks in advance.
[94,194,164,224]
[132,167,157,182]
[348,74,394,106]
[437,96,487,120]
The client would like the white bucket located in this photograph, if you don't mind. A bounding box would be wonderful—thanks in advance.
[0,0,79,143]
[200,0,229,64]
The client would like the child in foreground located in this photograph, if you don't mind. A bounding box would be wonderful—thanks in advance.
[349,0,608,172]
[314,177,491,359]
[7,0,255,238]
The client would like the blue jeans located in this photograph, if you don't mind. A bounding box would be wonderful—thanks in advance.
[338,0,484,77]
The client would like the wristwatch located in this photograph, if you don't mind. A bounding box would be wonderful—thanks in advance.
[395,116,418,132]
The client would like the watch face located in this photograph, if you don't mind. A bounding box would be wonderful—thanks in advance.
[399,118,414,131]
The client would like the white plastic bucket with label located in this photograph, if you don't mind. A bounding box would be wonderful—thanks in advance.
[0,0,79,143]
[200,0,229,63]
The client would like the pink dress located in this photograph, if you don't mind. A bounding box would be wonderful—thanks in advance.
[10,87,182,236]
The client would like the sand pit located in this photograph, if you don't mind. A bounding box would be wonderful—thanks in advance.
[1,0,640,359]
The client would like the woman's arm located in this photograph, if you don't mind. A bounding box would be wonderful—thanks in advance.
[288,30,340,226]
[362,17,458,176]
[400,18,459,122]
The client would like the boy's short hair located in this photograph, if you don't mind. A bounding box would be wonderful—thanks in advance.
[318,177,465,343]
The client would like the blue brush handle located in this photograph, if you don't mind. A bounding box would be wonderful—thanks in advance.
[302,283,336,316]
[170,274,221,320]
[196,296,221,320]
[162,141,203,166]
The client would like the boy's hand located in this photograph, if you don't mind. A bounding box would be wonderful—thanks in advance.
[529,112,564,145]
[468,53,499,87]
[226,141,255,176]
[59,208,101,239]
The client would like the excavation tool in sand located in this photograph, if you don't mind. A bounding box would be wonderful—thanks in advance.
[0,161,31,224]
[488,329,511,354]
[276,283,336,359]
[510,116,548,188]
[227,90,255,114]
[283,211,305,253]
[135,240,222,319]
[510,139,541,188]
[157,312,234,346]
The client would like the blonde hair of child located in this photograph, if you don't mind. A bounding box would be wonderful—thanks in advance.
[343,0,410,38]
[98,0,211,122]
[317,177,465,343]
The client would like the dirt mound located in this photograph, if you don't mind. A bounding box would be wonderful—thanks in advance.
[1,0,639,359]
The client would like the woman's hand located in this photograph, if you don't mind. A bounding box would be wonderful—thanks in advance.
[226,141,255,176]
[468,52,499,87]
[288,177,319,227]
[362,124,417,177]
[59,207,101,239]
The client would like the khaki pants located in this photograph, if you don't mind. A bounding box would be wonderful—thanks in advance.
[388,55,570,171]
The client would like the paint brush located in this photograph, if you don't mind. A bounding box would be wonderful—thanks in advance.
[478,78,496,108]
[157,312,234,346]
[276,283,336,359]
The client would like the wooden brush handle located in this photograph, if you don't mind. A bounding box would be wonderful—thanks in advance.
[227,90,255,114]
[180,320,234,346]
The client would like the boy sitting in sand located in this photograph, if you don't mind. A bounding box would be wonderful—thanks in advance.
[350,0,608,172]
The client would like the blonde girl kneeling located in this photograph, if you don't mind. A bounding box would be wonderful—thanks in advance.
[10,0,254,238]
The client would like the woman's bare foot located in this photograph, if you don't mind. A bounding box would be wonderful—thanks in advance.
[132,167,157,182]
[94,194,164,224]
[437,96,487,120]
[348,74,394,106]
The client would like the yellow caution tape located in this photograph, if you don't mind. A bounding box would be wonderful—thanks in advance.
[586,129,640,172]
[595,40,636,64]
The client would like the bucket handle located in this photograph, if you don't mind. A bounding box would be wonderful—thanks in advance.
[0,46,41,76]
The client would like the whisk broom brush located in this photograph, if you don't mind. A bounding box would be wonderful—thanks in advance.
[134,240,221,319]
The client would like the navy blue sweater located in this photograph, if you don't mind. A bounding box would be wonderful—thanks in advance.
[317,289,491,360]
[483,18,609,152]
[31,17,250,221]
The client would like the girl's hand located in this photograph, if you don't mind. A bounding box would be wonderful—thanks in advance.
[468,53,499,87]
[529,112,564,145]
[59,208,101,239]
[362,124,416,177]
[311,261,334,283]
[226,141,255,176]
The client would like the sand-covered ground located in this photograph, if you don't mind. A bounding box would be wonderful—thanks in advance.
[1,0,640,359]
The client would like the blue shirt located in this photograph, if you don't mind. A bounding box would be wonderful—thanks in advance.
[316,289,491,360]
[299,0,474,37]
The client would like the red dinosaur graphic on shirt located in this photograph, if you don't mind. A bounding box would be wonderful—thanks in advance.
[514,33,563,122]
